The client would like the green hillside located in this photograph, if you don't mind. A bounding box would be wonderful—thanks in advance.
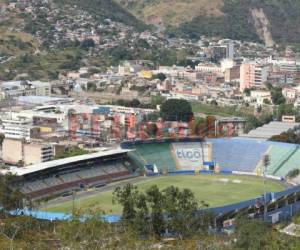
[116,0,223,26]
[0,0,147,80]
[178,0,300,43]
[54,0,146,31]
[119,0,300,44]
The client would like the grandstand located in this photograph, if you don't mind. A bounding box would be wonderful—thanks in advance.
[122,138,300,179]
[267,145,300,177]
[4,149,138,199]
[208,138,300,178]
[209,138,269,172]
[126,142,177,172]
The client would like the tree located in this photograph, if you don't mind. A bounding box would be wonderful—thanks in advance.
[163,186,199,238]
[130,99,140,108]
[0,134,4,148]
[270,86,285,105]
[160,99,193,122]
[0,174,25,214]
[287,169,300,178]
[54,147,89,160]
[133,193,150,236]
[243,88,251,97]
[113,184,211,239]
[272,90,285,105]
[276,104,297,120]
[146,185,165,237]
[87,82,97,91]
[153,73,166,82]
[269,129,300,144]
[80,39,95,50]
[146,123,158,137]
[113,184,138,224]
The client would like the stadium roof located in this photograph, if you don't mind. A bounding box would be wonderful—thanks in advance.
[2,148,132,176]
[241,121,300,140]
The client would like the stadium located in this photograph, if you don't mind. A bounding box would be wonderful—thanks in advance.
[7,137,300,227]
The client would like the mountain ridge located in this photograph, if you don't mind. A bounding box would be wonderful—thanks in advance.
[118,0,300,44]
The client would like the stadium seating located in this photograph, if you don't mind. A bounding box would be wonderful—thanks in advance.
[209,138,300,177]
[131,142,177,171]
[123,138,300,177]
[22,160,134,199]
[208,138,269,172]
[269,146,300,177]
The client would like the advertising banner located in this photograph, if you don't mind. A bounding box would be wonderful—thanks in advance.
[171,142,211,169]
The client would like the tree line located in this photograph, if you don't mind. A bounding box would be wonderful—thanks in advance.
[113,183,211,239]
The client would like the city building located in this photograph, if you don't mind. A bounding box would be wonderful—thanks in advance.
[2,138,54,166]
[282,88,297,104]
[1,118,32,141]
[240,62,269,92]
[0,80,51,98]
[244,90,272,106]
[23,142,54,165]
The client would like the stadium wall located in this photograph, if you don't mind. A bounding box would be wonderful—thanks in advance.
[122,138,212,171]
[120,137,205,148]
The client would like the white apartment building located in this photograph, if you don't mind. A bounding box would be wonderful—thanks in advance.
[244,90,272,106]
[195,63,223,76]
[0,80,51,98]
[268,57,300,73]
[282,88,297,103]
[1,118,32,141]
[169,91,201,101]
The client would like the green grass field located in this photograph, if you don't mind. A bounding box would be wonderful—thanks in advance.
[43,175,285,214]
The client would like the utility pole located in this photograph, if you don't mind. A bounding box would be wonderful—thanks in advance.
[263,154,270,221]
[72,189,75,215]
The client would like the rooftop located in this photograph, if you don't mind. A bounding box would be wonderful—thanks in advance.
[241,121,300,140]
[1,148,133,176]
[17,96,74,105]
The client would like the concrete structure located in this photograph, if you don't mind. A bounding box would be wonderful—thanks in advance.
[282,116,296,123]
[282,88,297,104]
[225,66,240,82]
[2,138,54,165]
[1,118,32,141]
[0,80,51,98]
[17,96,74,105]
[240,62,269,92]
[268,57,300,73]
[23,143,53,165]
[3,148,132,176]
[219,39,235,59]
[245,90,272,106]
[216,117,246,136]
[195,63,223,76]
[2,139,23,165]
[242,121,300,140]
[169,91,201,101]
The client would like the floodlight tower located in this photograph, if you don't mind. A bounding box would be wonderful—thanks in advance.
[263,154,270,221]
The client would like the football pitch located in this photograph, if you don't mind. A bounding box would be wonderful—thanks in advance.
[43,175,285,214]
